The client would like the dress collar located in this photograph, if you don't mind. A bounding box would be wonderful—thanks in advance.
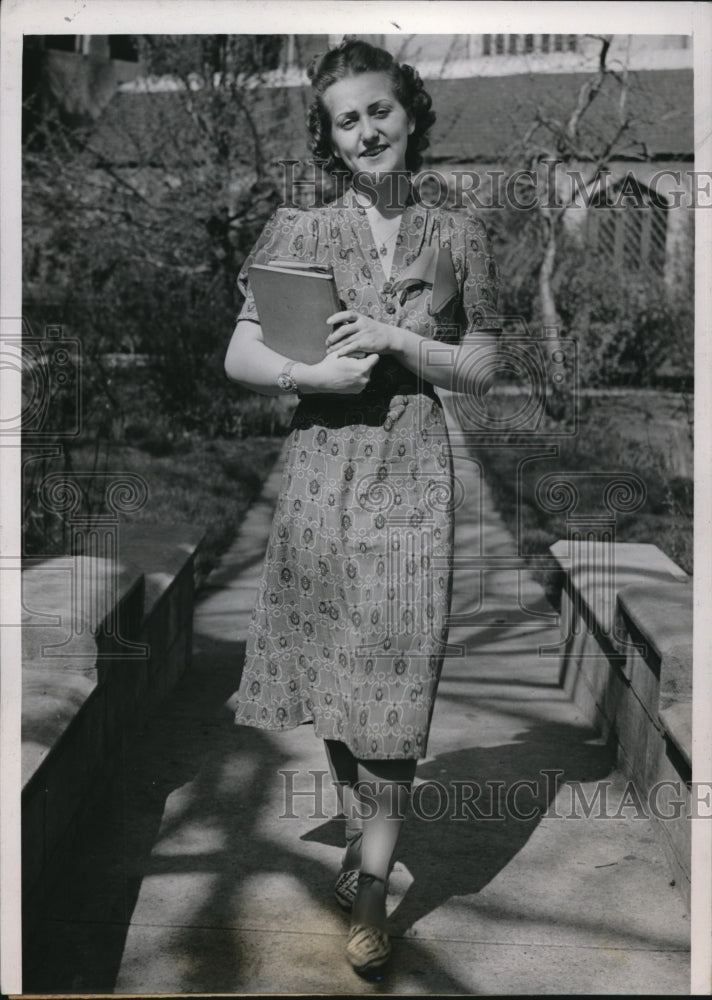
[331,182,430,289]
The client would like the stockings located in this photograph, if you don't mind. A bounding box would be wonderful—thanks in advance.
[324,738,362,870]
[324,739,417,883]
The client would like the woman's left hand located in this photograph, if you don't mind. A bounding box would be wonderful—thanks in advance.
[325,310,400,358]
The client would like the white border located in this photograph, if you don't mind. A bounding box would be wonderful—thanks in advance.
[1,1,709,995]
[1,0,26,995]
[0,0,702,35]
[691,2,712,995]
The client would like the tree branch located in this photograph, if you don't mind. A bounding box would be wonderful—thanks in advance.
[565,34,615,144]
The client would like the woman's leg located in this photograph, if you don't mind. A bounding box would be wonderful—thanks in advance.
[351,758,417,929]
[324,739,362,870]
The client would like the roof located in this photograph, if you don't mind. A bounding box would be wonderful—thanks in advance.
[426,69,693,161]
[87,67,692,169]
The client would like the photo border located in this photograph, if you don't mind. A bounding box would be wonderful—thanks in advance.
[1,1,710,995]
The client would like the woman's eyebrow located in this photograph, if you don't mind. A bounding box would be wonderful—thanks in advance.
[335,98,392,121]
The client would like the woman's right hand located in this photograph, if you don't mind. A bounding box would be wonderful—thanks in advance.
[295,352,380,395]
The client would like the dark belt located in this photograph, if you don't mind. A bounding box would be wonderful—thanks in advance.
[291,380,439,431]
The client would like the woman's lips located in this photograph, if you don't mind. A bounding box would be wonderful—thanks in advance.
[361,145,388,158]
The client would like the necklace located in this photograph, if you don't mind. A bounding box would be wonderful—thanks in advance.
[365,208,403,258]
[377,227,400,257]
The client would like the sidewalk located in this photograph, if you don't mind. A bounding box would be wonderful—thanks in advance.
[23,404,690,995]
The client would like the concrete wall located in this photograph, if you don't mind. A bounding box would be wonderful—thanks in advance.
[21,523,204,932]
[550,539,692,906]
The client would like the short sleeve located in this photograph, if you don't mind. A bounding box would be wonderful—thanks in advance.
[235,207,324,324]
[461,213,501,335]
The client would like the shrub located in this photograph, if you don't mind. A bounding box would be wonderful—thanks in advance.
[551,245,693,389]
[474,389,693,590]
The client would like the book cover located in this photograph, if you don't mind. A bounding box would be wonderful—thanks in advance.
[248,260,343,365]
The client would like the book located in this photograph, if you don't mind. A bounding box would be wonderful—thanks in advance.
[248,259,344,365]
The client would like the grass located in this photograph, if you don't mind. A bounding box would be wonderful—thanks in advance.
[23,360,294,584]
[471,391,693,608]
[67,433,286,587]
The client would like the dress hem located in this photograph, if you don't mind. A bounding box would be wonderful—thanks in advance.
[233,712,430,762]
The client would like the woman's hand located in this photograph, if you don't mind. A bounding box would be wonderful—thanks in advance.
[325,310,402,359]
[295,351,380,395]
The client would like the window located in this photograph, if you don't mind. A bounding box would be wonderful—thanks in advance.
[567,35,578,52]
[587,179,669,275]
[483,32,562,57]
[108,36,138,62]
[45,36,79,52]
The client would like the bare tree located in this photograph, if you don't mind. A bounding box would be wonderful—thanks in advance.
[23,35,290,406]
[505,35,642,329]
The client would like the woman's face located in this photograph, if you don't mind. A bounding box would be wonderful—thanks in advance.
[323,71,415,178]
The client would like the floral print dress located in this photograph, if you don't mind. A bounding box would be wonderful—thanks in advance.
[232,187,500,760]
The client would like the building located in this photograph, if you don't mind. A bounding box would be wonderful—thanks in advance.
[25,33,694,289]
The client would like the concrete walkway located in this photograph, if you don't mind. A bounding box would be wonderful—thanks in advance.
[23,404,690,995]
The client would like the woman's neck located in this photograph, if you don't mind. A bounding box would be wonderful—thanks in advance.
[352,171,411,220]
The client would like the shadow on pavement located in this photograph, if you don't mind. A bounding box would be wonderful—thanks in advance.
[22,632,251,992]
[303,717,615,942]
[389,724,612,936]
[22,631,478,995]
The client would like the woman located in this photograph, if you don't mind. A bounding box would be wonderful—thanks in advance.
[224,39,500,978]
